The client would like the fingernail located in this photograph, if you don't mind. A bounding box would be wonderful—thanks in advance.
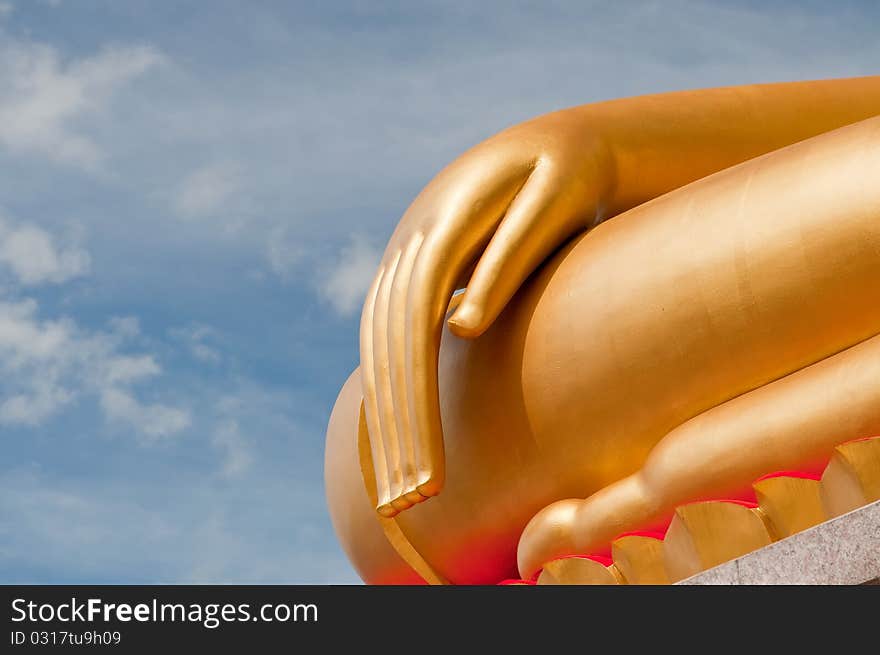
[390,496,413,512]
[377,504,399,518]
[448,302,481,336]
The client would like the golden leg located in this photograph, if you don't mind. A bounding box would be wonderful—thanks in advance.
[518,331,880,579]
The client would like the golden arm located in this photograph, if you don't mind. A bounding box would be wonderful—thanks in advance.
[361,75,880,517]
[584,76,880,216]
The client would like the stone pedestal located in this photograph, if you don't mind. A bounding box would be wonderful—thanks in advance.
[679,499,880,584]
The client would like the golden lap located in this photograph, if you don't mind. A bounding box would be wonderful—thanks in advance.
[327,117,880,584]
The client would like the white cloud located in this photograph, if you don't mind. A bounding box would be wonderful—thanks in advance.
[0,219,188,438]
[211,420,253,478]
[102,354,161,385]
[0,380,71,426]
[265,226,303,279]
[0,300,74,425]
[0,299,80,424]
[315,235,381,317]
[107,316,141,339]
[174,161,241,218]
[100,388,190,440]
[0,3,12,18]
[0,38,163,168]
[1,0,877,587]
[169,324,221,364]
[0,467,358,584]
[0,298,71,362]
[192,342,220,364]
[0,218,90,285]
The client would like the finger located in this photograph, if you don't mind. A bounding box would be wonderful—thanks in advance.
[387,234,427,507]
[371,250,407,513]
[359,267,392,512]
[374,160,535,509]
[404,234,465,499]
[448,162,591,338]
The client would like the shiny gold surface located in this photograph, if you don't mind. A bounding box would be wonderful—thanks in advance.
[325,77,880,584]
[611,535,669,585]
[753,475,826,538]
[324,370,426,584]
[821,437,880,518]
[355,399,448,585]
[358,76,880,517]
[538,440,877,585]
[663,502,773,583]
[536,557,623,585]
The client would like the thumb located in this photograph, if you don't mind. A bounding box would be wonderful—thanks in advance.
[448,163,589,338]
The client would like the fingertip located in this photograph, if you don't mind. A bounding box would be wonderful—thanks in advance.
[447,301,490,339]
[390,496,413,512]
[416,475,444,499]
[377,503,399,519]
[403,488,428,504]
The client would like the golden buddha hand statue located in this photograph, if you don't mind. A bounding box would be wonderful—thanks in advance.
[326,76,880,584]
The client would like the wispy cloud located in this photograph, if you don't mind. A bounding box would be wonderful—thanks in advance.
[314,234,381,317]
[99,388,190,440]
[211,420,253,478]
[0,35,163,168]
[174,161,242,219]
[265,226,303,279]
[0,216,90,285]
[0,466,357,584]
[169,323,222,364]
[1,0,878,586]
[0,216,189,439]
[0,295,190,438]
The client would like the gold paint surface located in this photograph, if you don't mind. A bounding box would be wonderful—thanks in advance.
[537,558,623,585]
[324,370,426,584]
[356,402,447,585]
[821,437,880,518]
[753,476,825,538]
[663,502,773,583]
[611,535,669,585]
[324,77,880,584]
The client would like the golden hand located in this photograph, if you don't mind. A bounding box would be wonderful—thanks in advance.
[361,76,880,519]
[360,111,613,516]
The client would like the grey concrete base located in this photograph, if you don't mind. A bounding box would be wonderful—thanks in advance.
[679,499,880,585]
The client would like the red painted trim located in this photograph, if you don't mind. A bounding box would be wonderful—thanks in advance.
[615,530,666,541]
[683,499,758,509]
[498,579,536,585]
[844,435,880,444]
[754,470,821,483]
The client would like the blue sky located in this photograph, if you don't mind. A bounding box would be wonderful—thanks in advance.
[0,1,876,584]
